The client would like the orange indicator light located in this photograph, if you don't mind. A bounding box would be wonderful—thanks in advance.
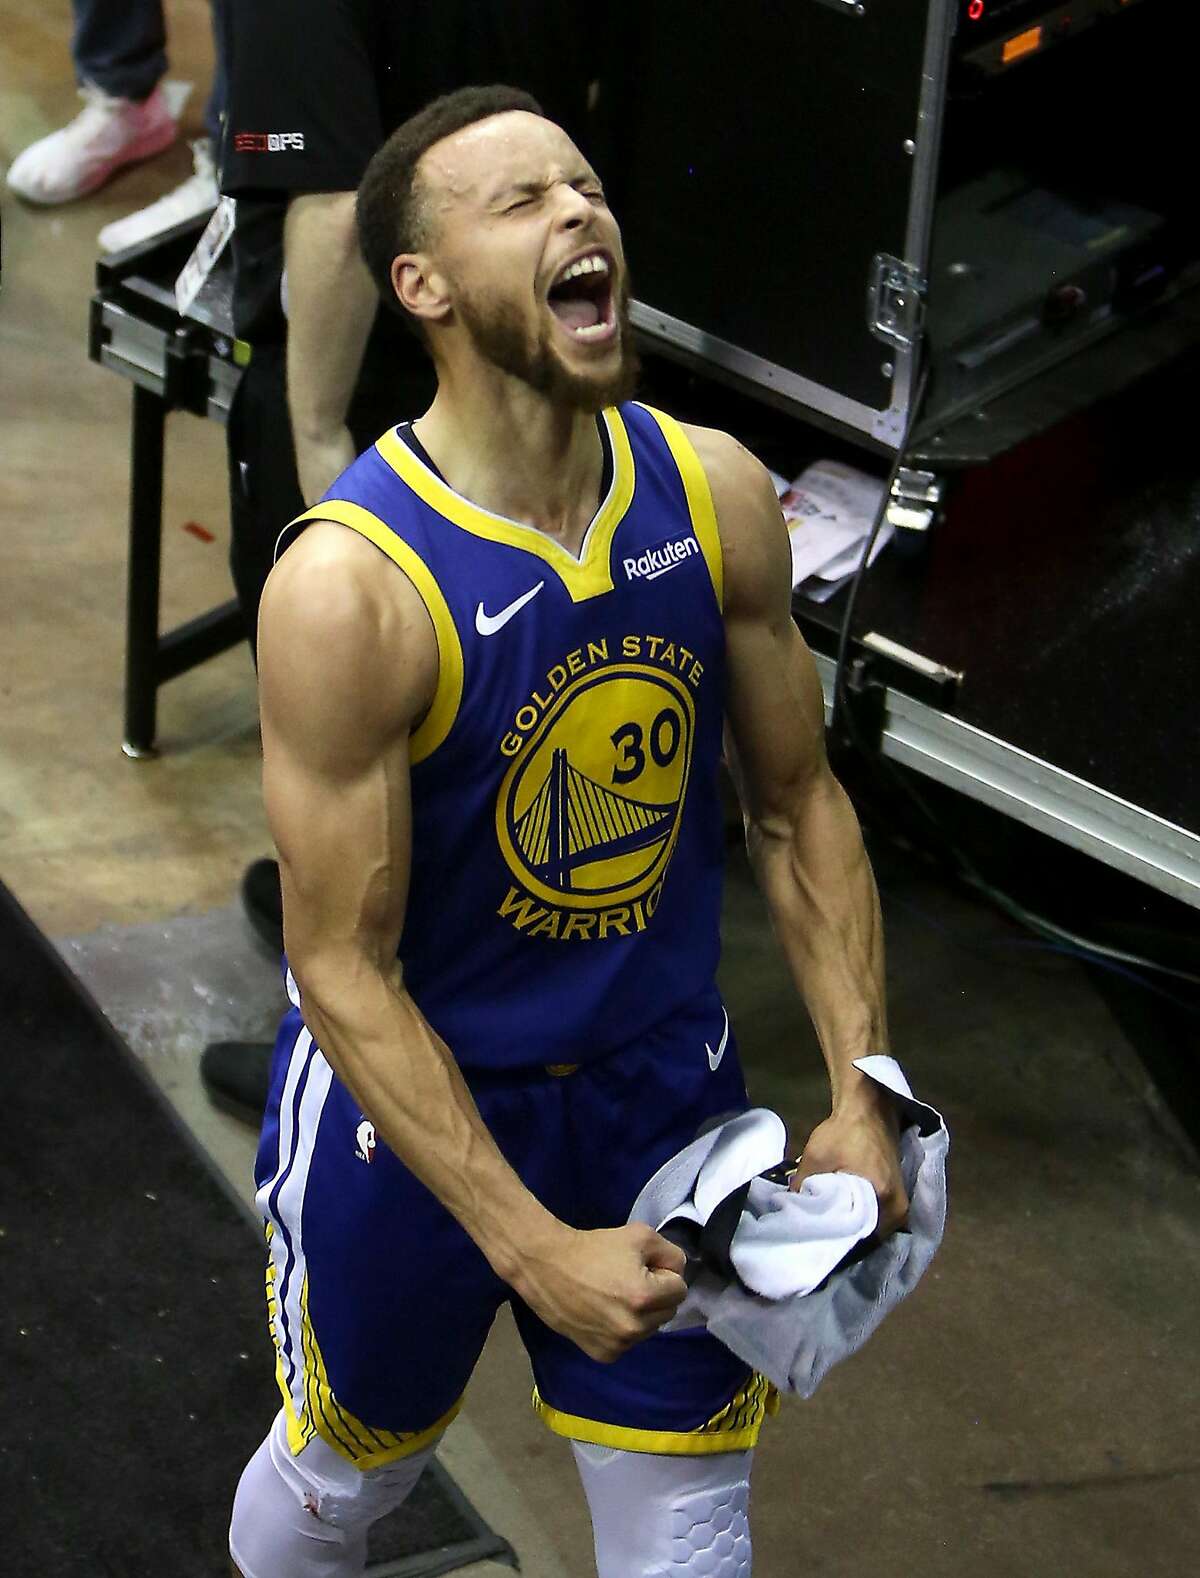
[1002,25,1044,63]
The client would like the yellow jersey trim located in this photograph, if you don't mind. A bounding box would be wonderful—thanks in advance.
[286,499,464,765]
[373,409,636,604]
[268,1264,463,1469]
[530,1371,778,1457]
[636,404,724,612]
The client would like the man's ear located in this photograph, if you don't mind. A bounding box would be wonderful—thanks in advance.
[391,254,452,327]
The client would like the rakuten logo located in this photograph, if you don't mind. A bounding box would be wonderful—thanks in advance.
[234,132,306,153]
[623,535,700,582]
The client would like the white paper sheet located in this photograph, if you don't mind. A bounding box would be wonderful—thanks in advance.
[780,459,891,598]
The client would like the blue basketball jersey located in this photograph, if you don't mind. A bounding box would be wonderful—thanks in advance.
[282,402,729,1069]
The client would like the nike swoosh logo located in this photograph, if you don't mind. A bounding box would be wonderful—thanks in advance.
[706,1009,730,1072]
[475,580,545,636]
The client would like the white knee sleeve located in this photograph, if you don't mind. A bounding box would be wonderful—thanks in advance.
[230,1409,439,1578]
[572,1442,753,1578]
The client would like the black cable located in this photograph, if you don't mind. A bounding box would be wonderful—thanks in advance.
[830,360,931,743]
[959,868,1200,988]
[883,887,1200,1019]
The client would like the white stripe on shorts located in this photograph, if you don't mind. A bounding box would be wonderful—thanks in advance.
[256,1021,333,1409]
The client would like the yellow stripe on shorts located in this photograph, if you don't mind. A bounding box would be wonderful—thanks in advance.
[265,1238,462,1469]
[531,1370,779,1456]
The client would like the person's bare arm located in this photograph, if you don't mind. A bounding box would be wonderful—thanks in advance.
[258,524,687,1358]
[283,192,378,504]
[687,427,907,1231]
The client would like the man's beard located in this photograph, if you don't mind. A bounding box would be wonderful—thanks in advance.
[455,277,640,413]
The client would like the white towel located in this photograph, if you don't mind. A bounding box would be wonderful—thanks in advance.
[628,1056,948,1396]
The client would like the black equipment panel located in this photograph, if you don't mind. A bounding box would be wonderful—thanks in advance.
[599,0,935,416]
[953,0,1152,75]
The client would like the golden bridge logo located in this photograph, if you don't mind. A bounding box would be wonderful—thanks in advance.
[513,750,676,891]
[496,664,695,930]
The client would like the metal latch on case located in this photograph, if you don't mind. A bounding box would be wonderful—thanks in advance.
[868,254,926,349]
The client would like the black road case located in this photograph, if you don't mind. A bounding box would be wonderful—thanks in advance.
[599,0,1200,908]
[602,0,1194,453]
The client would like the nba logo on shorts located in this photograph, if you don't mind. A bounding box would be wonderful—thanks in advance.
[355,1120,376,1164]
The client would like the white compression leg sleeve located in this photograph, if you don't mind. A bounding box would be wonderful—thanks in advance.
[572,1441,754,1578]
[230,1409,439,1578]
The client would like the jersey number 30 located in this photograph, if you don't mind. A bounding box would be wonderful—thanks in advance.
[610,708,682,785]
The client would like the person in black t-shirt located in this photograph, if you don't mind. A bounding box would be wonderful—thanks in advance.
[219,0,590,640]
[201,2,592,1120]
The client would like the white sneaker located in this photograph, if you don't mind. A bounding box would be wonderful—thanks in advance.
[98,138,218,253]
[6,82,177,206]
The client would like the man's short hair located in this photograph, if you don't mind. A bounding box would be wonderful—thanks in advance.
[357,84,544,335]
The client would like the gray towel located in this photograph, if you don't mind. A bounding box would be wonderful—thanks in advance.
[628,1056,948,1396]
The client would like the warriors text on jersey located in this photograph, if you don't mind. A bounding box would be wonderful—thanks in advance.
[282,402,728,1069]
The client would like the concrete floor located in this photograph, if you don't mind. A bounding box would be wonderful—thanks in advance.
[4,5,1200,1575]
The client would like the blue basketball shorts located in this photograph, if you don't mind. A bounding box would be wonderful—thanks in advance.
[253,982,777,1469]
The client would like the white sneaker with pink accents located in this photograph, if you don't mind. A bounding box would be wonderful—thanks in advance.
[6,82,177,206]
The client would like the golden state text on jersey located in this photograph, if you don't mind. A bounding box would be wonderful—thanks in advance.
[281,403,728,1070]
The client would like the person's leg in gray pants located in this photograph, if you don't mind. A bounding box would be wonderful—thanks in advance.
[71,0,168,105]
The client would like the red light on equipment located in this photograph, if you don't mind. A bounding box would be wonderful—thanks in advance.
[968,0,985,19]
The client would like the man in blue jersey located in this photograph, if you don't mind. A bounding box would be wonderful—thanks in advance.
[228,85,907,1578]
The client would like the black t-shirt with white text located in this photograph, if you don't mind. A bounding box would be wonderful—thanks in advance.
[220,0,592,347]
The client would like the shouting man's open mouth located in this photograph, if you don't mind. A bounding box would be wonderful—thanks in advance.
[547,249,617,345]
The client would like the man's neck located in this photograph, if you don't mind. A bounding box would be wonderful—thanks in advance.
[412,364,606,555]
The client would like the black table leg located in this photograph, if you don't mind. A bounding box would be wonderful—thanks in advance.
[123,382,167,758]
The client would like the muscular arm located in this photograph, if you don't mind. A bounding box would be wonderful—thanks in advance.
[283,193,378,504]
[688,428,906,1229]
[258,525,686,1355]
